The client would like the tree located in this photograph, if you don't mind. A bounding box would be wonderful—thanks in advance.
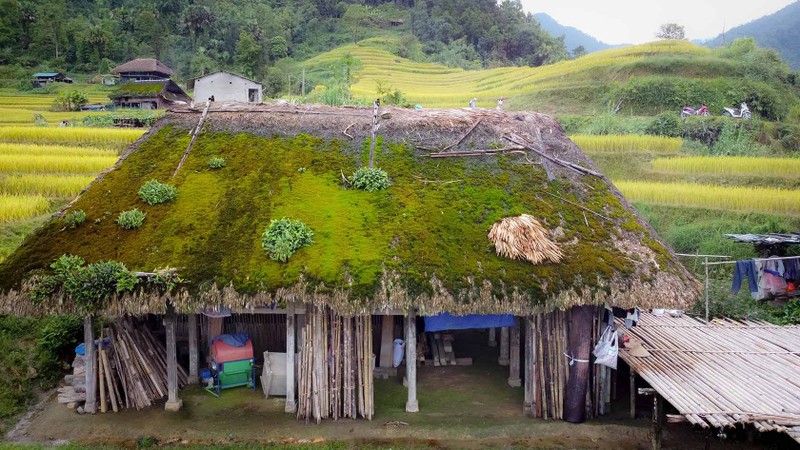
[267,35,289,61]
[572,45,587,58]
[235,32,263,78]
[656,23,685,40]
[181,5,216,48]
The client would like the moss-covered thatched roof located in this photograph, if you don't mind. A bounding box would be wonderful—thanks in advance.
[0,104,700,316]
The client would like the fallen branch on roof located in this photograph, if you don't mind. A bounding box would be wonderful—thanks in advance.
[427,147,525,158]
[504,134,603,178]
[442,118,483,151]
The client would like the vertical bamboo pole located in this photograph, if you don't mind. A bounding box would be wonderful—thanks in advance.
[405,310,419,412]
[99,331,107,413]
[499,326,510,366]
[508,319,521,387]
[84,316,96,414]
[652,394,663,450]
[488,327,497,347]
[164,313,182,412]
[285,302,297,413]
[523,317,533,416]
[187,313,198,384]
[630,371,637,419]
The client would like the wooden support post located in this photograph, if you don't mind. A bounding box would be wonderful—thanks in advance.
[285,302,297,413]
[508,320,521,387]
[630,371,637,419]
[164,313,182,412]
[187,313,198,384]
[564,305,594,423]
[652,394,663,450]
[488,327,497,347]
[523,318,533,416]
[83,316,96,414]
[405,310,419,412]
[379,315,393,368]
[499,326,509,366]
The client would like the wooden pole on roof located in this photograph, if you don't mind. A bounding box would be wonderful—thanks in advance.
[368,99,379,168]
[285,301,297,413]
[405,309,419,412]
[84,315,97,414]
[164,312,182,411]
[187,313,198,384]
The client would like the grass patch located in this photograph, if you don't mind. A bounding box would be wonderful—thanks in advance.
[617,181,800,216]
[571,134,682,153]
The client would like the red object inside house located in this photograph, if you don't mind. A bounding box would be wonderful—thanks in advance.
[210,339,254,363]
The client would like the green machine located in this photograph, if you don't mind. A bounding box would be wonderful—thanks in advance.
[205,335,256,397]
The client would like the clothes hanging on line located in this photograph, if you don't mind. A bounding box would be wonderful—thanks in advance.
[730,256,800,300]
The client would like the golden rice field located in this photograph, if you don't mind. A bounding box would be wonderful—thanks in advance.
[615,181,800,216]
[304,38,710,107]
[652,156,800,177]
[0,154,117,173]
[0,126,144,148]
[571,134,683,154]
[0,143,117,158]
[0,194,51,223]
[0,174,96,197]
[0,86,113,126]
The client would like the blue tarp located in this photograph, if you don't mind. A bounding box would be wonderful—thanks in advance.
[209,333,250,347]
[424,313,516,332]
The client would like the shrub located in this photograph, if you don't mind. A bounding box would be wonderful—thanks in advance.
[646,112,681,137]
[261,218,314,262]
[208,157,226,169]
[351,167,389,192]
[31,255,139,313]
[64,210,86,228]
[117,208,146,229]
[138,179,178,205]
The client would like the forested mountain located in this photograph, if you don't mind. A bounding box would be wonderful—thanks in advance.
[532,13,617,56]
[704,1,800,69]
[0,0,566,85]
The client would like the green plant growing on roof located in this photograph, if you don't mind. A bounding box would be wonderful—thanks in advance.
[208,157,226,169]
[261,218,314,262]
[31,254,139,313]
[138,179,178,205]
[63,210,86,228]
[117,208,146,229]
[351,167,389,192]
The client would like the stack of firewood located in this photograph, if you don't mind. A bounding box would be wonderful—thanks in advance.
[58,318,187,412]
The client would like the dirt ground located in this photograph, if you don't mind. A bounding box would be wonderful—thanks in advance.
[7,331,797,449]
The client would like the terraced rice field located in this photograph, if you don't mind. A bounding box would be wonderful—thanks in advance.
[571,134,682,154]
[0,94,144,259]
[651,156,800,177]
[304,38,709,107]
[0,85,112,126]
[615,181,800,216]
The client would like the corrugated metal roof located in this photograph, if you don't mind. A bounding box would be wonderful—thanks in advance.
[33,72,61,77]
[725,233,800,245]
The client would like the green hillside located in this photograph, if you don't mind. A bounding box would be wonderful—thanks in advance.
[305,37,800,118]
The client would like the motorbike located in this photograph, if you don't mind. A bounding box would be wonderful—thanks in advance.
[722,102,752,120]
[680,104,709,118]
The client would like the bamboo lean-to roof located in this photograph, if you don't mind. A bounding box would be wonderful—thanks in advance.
[619,313,800,443]
[0,103,700,317]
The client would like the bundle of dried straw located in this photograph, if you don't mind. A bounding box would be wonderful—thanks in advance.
[488,214,563,264]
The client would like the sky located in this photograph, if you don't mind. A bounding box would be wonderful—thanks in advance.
[520,0,797,45]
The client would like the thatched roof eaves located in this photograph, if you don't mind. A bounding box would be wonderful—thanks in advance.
[0,104,700,316]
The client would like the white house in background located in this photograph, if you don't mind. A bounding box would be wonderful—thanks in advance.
[188,71,263,104]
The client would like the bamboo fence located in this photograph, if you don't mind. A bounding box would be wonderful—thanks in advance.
[297,305,373,422]
[527,307,611,420]
[619,313,800,442]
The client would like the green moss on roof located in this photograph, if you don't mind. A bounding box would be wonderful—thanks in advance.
[109,82,164,99]
[0,108,699,315]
